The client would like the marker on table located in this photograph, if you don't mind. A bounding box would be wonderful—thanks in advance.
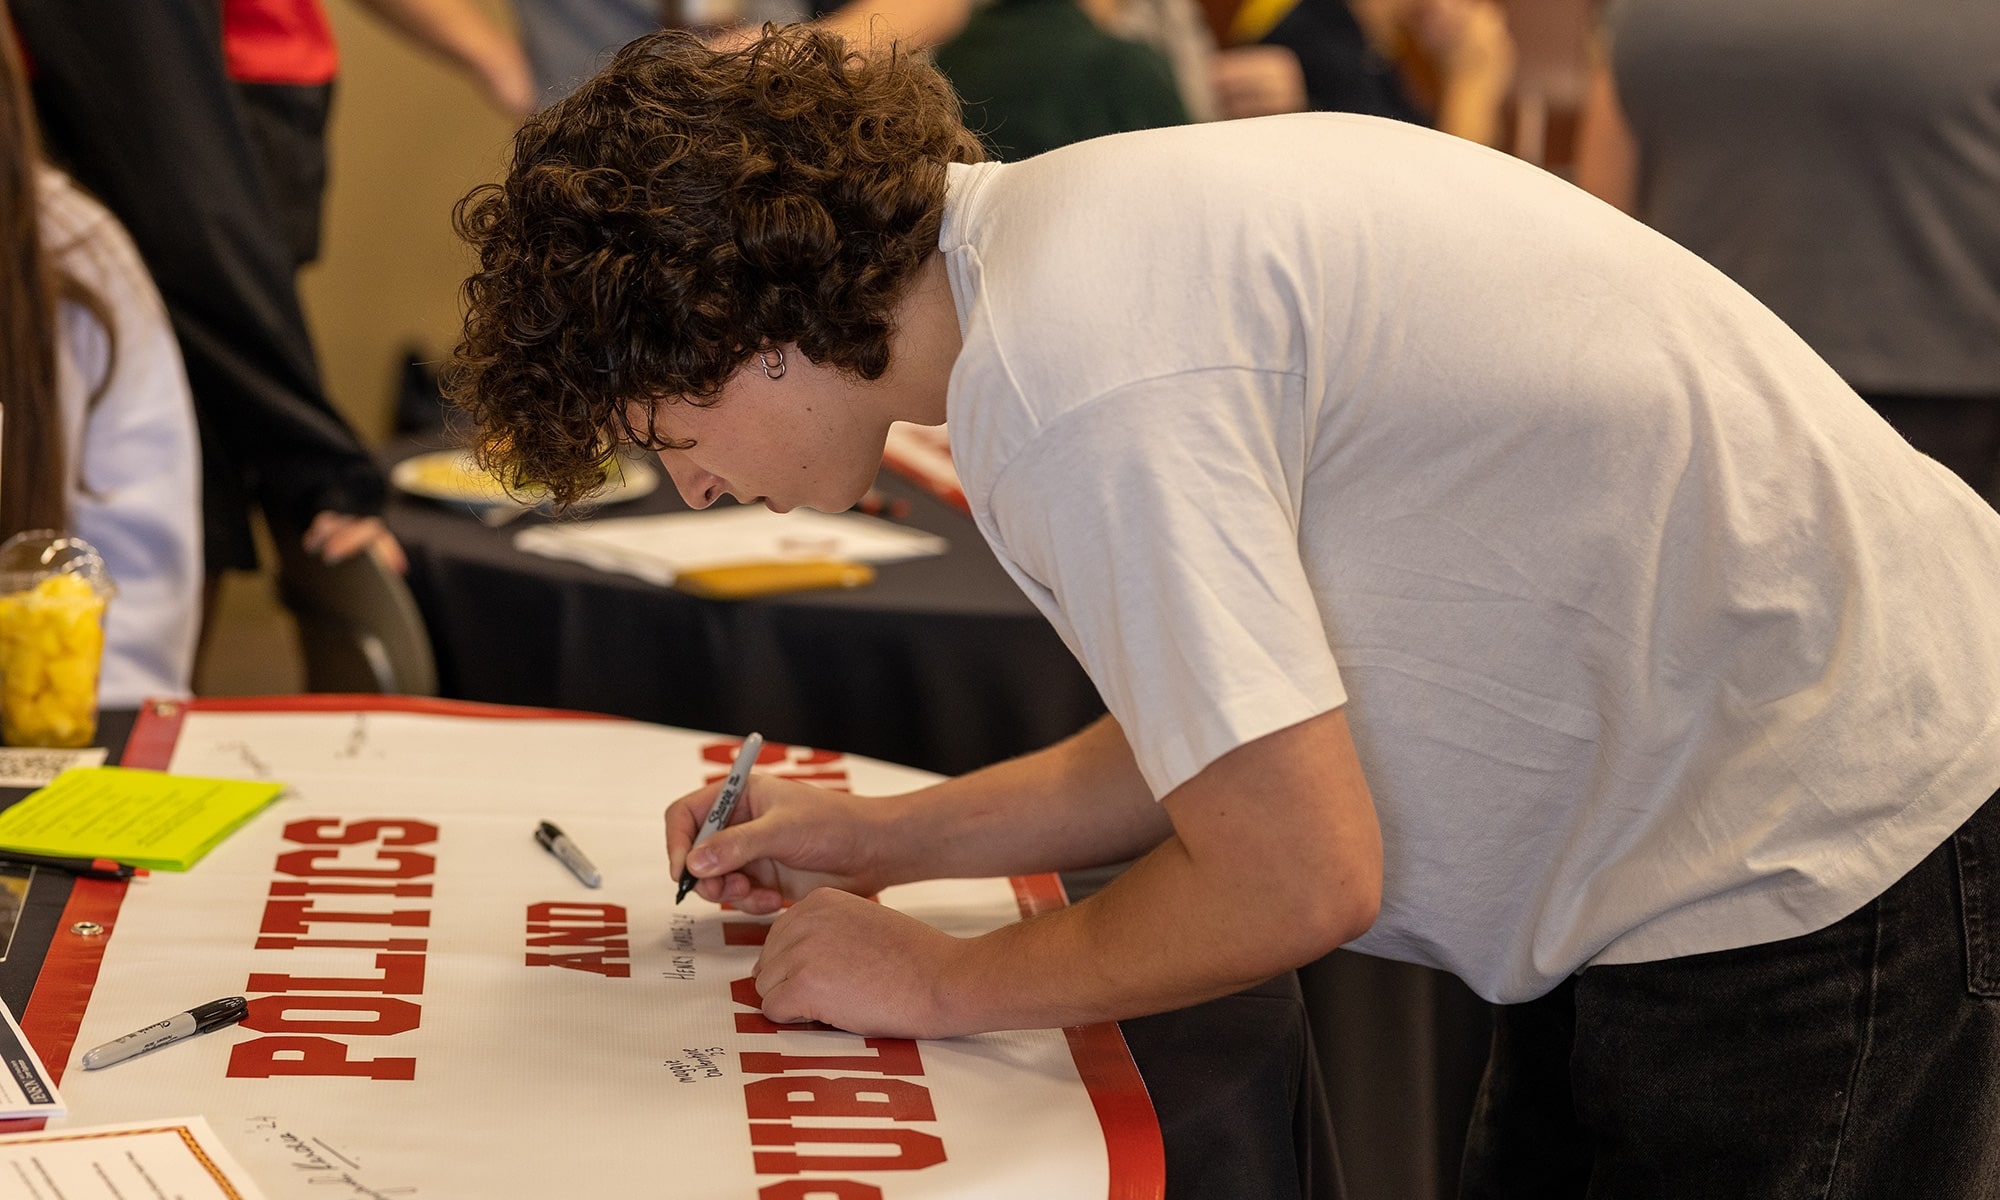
[0,852,135,881]
[80,995,247,1070]
[676,732,763,904]
[535,820,602,888]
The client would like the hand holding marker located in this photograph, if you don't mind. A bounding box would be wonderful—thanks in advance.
[677,732,763,904]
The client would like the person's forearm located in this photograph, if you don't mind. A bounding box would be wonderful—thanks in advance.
[939,837,1346,1027]
[815,0,972,52]
[351,0,507,67]
[1430,0,1513,146]
[747,710,1381,1036]
[1435,69,1510,146]
[881,714,1171,886]
[347,0,532,114]
[933,709,1382,1030]
[1572,42,1638,213]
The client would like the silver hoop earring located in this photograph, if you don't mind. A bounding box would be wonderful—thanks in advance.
[757,348,787,380]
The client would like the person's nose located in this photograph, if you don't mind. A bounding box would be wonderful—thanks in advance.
[661,455,725,509]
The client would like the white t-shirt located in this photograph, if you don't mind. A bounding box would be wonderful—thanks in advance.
[938,114,2000,1003]
[41,168,203,707]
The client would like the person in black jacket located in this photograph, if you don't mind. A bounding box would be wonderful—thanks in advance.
[11,0,404,589]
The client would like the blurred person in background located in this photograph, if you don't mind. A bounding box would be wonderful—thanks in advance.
[0,11,202,704]
[230,0,536,272]
[509,0,1224,143]
[1574,0,2000,503]
[1211,0,1513,144]
[1095,0,1224,123]
[932,0,1188,161]
[512,0,979,101]
[511,0,664,102]
[12,0,409,594]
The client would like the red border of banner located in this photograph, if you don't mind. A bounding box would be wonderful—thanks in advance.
[1010,875,1167,1199]
[18,696,1166,1196]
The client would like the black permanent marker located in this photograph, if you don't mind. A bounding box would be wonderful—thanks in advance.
[80,996,248,1070]
[676,732,763,904]
[535,820,602,888]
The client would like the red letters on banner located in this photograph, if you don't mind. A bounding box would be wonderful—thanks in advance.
[700,740,949,1185]
[758,1184,885,1200]
[525,902,631,977]
[220,742,954,1188]
[227,818,438,1081]
[730,970,947,1184]
[700,738,852,793]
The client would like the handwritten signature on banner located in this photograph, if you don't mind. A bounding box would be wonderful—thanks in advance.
[246,1115,415,1200]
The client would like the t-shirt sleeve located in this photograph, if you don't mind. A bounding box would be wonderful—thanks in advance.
[981,368,1347,798]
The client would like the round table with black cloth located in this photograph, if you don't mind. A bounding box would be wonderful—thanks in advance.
[0,711,1339,1199]
[383,438,1488,1199]
[384,437,1104,779]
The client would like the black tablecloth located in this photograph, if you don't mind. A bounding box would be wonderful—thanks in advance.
[1066,864,1344,1200]
[0,709,1341,1200]
[386,440,1106,779]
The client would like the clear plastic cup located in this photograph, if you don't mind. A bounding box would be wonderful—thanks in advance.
[0,531,116,748]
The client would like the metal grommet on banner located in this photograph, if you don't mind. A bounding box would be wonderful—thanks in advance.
[69,921,105,937]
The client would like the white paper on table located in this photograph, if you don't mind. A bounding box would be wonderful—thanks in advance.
[0,1114,269,1198]
[0,746,107,788]
[513,506,947,586]
[0,1000,61,1119]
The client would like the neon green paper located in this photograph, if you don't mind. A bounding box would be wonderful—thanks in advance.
[0,766,286,871]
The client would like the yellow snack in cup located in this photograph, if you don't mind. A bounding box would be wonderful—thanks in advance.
[0,534,114,749]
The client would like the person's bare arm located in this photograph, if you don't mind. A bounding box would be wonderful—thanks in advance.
[302,512,408,573]
[345,0,536,117]
[1572,38,1638,212]
[817,0,973,49]
[1211,45,1309,120]
[705,0,974,53]
[1410,0,1515,146]
[677,708,1383,1038]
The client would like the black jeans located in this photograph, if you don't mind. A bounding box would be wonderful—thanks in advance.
[1461,788,2000,1199]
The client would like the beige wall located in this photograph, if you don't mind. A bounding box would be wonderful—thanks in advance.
[298,0,522,445]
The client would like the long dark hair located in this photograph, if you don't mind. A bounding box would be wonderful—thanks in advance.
[0,6,116,541]
[0,8,64,539]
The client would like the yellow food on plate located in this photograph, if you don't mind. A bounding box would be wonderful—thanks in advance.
[401,452,537,503]
[395,450,640,507]
[0,572,108,747]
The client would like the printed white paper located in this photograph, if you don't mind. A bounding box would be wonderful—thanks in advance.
[0,1001,61,1119]
[0,747,107,789]
[0,1115,268,1199]
[515,506,947,587]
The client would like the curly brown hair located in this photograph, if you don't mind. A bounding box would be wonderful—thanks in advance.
[446,25,985,507]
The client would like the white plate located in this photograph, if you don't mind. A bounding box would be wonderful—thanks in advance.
[390,449,659,512]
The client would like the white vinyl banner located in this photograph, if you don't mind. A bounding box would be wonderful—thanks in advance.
[39,703,1159,1199]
